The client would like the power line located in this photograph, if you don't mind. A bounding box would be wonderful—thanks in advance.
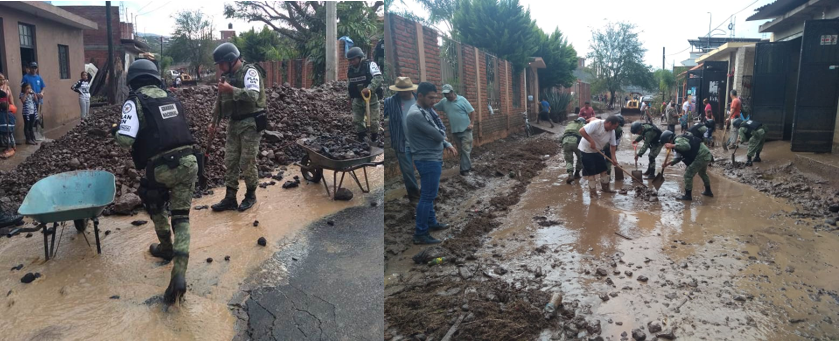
[138,1,170,16]
[666,0,760,59]
[136,1,155,12]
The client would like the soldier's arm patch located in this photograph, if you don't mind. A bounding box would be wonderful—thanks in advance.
[245,68,260,92]
[369,61,382,76]
[119,100,140,138]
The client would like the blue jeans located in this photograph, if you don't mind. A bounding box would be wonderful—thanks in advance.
[397,147,420,198]
[414,160,442,237]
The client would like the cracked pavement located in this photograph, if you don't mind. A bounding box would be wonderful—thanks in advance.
[235,189,384,340]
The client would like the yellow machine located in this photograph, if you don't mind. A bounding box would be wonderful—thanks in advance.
[621,92,644,115]
[177,69,198,85]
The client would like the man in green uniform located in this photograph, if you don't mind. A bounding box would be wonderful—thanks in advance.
[115,59,199,305]
[660,130,713,201]
[346,46,384,142]
[733,118,765,166]
[562,117,586,184]
[603,114,625,180]
[209,42,267,212]
[630,121,663,179]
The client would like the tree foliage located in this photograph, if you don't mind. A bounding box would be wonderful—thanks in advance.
[586,22,654,104]
[452,0,539,71]
[231,26,298,62]
[389,0,458,37]
[534,27,577,90]
[167,10,215,80]
[654,69,676,96]
[224,1,383,85]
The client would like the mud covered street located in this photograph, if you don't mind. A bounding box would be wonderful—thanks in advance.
[0,164,382,340]
[383,122,839,340]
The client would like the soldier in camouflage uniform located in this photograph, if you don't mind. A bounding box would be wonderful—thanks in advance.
[115,59,199,305]
[346,47,384,142]
[630,121,664,179]
[733,118,765,166]
[209,42,267,212]
[562,117,586,184]
[660,130,713,201]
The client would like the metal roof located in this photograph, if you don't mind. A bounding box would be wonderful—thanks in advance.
[746,0,807,21]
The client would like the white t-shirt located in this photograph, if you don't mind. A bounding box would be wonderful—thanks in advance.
[682,101,690,114]
[578,119,617,153]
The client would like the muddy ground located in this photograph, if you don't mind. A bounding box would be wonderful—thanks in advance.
[383,121,839,341]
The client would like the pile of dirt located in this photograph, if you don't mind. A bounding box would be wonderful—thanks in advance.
[301,135,372,160]
[0,82,380,212]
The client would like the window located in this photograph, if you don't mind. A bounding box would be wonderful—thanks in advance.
[485,54,500,112]
[512,71,521,108]
[58,45,70,79]
[18,23,34,48]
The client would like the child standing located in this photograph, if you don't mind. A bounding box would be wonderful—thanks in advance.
[19,83,38,145]
[0,90,16,158]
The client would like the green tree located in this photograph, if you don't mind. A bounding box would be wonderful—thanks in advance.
[452,0,539,71]
[654,68,676,102]
[224,1,383,85]
[388,0,458,37]
[586,22,654,108]
[231,26,298,62]
[167,10,214,80]
[159,55,174,81]
[534,27,577,90]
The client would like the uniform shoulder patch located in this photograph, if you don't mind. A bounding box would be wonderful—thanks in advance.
[369,61,382,76]
[119,100,140,138]
[245,67,260,92]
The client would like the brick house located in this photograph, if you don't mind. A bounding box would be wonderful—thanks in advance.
[59,5,149,74]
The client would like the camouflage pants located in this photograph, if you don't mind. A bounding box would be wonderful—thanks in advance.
[151,154,198,278]
[683,156,711,192]
[747,128,766,158]
[224,118,262,191]
[562,136,582,174]
[352,97,380,134]
[644,143,663,170]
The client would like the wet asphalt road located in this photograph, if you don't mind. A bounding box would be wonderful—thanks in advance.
[236,189,384,340]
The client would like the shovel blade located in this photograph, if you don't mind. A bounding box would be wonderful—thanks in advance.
[631,170,644,182]
[651,172,665,191]
[615,168,624,181]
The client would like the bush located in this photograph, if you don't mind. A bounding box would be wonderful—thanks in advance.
[540,90,574,122]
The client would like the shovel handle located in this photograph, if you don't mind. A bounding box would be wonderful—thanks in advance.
[596,149,647,187]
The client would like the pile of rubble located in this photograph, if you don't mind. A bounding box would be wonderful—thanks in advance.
[0,82,381,212]
[301,135,372,160]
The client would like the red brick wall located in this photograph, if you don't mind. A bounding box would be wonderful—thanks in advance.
[390,15,420,84]
[338,40,348,81]
[303,60,314,88]
[60,6,123,67]
[423,26,441,85]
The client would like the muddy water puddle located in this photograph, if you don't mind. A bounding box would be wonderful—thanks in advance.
[483,144,839,339]
[1,165,382,340]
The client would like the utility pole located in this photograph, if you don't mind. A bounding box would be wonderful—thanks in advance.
[707,12,712,52]
[325,1,337,82]
[662,47,665,70]
[106,1,115,104]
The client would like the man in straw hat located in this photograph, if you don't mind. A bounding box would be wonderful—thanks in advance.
[384,76,420,202]
[434,84,475,176]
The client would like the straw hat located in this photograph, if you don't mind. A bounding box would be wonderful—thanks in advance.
[388,77,418,92]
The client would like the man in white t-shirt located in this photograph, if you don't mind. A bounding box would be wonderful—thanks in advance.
[578,115,621,196]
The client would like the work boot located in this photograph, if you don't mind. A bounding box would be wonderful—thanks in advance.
[370,133,379,142]
[643,166,654,176]
[0,209,23,228]
[676,190,692,201]
[646,167,656,180]
[356,132,367,142]
[701,185,714,197]
[566,171,575,184]
[413,234,441,245]
[746,156,753,167]
[574,169,582,179]
[753,153,761,162]
[211,187,239,212]
[601,182,616,193]
[163,273,187,306]
[237,188,257,212]
[429,222,450,231]
[149,243,175,261]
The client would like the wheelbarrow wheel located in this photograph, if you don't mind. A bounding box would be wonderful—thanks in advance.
[301,155,323,183]
[74,219,88,232]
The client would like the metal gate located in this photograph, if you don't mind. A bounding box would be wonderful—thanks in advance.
[752,41,792,140]
[686,70,701,113]
[792,19,839,152]
[700,61,728,122]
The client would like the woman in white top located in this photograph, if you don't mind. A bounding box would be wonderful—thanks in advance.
[578,115,621,196]
[71,71,91,120]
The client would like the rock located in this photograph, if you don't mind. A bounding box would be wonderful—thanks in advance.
[625,270,633,276]
[130,220,148,226]
[263,130,284,142]
[112,193,142,214]
[632,328,646,340]
[11,264,23,271]
[825,218,836,226]
[110,295,120,299]
[20,272,40,283]
[224,255,230,261]
[637,275,649,282]
[334,188,354,201]
[282,181,299,189]
[194,205,209,210]
[599,293,610,301]
[647,321,662,333]
[595,268,608,276]
[257,237,267,246]
[68,158,81,168]
[327,220,334,226]
[206,258,213,263]
[734,295,747,302]
[253,220,259,227]
[657,328,676,339]
[829,204,839,213]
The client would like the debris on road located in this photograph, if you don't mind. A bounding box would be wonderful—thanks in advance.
[257,237,267,247]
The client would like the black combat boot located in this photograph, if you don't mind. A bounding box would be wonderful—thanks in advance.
[211,187,239,212]
[149,242,174,261]
[370,133,379,142]
[701,185,714,197]
[566,171,575,184]
[753,152,761,162]
[237,188,257,212]
[676,190,692,201]
[357,132,367,141]
[0,208,23,228]
[163,273,187,305]
[746,156,753,167]
[574,169,582,179]
[645,166,656,180]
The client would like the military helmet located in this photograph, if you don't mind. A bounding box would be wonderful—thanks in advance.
[659,130,675,145]
[732,118,743,128]
[346,47,365,60]
[705,119,715,128]
[213,42,241,64]
[576,117,586,123]
[630,121,643,134]
[127,59,161,85]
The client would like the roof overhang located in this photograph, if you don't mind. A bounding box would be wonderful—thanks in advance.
[3,2,97,30]
[747,0,807,21]
[755,0,832,33]
[528,57,546,69]
[696,42,758,63]
[120,39,150,54]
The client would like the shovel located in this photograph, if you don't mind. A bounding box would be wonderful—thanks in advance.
[631,143,643,181]
[721,119,730,151]
[651,148,671,191]
[730,134,740,165]
[595,149,647,187]
[361,86,372,142]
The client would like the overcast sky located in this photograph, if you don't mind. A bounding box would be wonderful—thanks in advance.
[57,1,266,38]
[387,0,776,69]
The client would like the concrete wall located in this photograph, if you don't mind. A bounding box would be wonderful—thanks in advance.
[1,5,87,141]
[58,6,123,68]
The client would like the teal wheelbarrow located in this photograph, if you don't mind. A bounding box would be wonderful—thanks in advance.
[16,170,116,260]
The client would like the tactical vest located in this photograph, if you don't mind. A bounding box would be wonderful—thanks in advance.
[347,60,383,99]
[688,124,706,138]
[741,120,763,140]
[228,63,267,118]
[615,126,623,141]
[645,124,663,145]
[130,91,196,170]
[677,134,702,166]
